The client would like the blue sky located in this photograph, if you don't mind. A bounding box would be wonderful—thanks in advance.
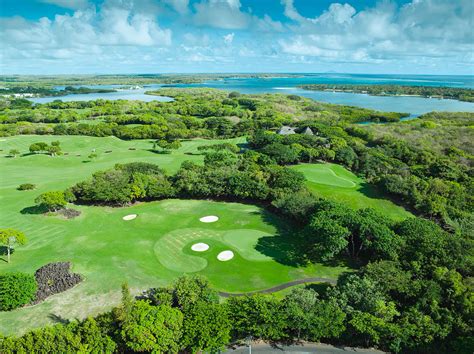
[1,0,473,75]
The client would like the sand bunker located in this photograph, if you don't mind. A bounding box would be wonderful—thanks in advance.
[122,214,137,221]
[199,215,219,223]
[217,250,234,261]
[191,243,210,252]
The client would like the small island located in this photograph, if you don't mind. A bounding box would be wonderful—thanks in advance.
[299,84,474,102]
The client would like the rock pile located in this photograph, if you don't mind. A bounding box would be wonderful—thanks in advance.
[58,208,81,219]
[33,262,82,304]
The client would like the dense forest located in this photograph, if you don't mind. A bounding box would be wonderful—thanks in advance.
[300,84,474,102]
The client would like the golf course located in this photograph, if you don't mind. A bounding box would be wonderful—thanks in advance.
[0,135,350,335]
[291,163,411,221]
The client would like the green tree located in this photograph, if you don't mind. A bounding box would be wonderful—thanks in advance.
[47,145,62,156]
[154,139,182,152]
[227,294,287,341]
[0,272,37,310]
[181,301,231,353]
[121,301,183,353]
[29,143,41,154]
[173,275,218,311]
[284,288,346,341]
[35,191,67,211]
[396,218,454,274]
[0,228,27,263]
[76,317,116,353]
[307,216,350,260]
[8,149,20,158]
[114,282,134,324]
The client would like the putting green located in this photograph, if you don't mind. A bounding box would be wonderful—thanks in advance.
[295,164,356,188]
[154,228,273,272]
[291,163,412,221]
[0,135,346,335]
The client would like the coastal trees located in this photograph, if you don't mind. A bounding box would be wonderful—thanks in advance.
[0,228,27,263]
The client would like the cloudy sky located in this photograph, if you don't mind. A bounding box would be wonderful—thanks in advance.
[1,0,473,74]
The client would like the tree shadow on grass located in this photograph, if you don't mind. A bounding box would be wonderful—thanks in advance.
[252,209,309,267]
[237,142,249,151]
[305,282,334,296]
[252,208,359,271]
[48,313,70,325]
[184,152,203,156]
[20,205,47,215]
[146,149,171,155]
[356,181,411,213]
[0,246,13,263]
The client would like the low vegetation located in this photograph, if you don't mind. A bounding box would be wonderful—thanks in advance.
[0,273,37,311]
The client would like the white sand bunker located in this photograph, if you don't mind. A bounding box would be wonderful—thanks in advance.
[199,215,219,223]
[191,243,209,252]
[217,250,234,261]
[122,214,137,221]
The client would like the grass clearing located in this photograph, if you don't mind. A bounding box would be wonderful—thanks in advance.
[291,163,411,221]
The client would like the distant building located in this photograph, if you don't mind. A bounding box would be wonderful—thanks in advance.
[302,127,314,135]
[278,126,296,135]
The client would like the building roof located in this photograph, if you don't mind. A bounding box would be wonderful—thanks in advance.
[278,126,296,135]
[303,127,314,135]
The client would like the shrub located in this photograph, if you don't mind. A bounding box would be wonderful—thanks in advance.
[17,183,36,191]
[35,191,67,211]
[0,273,37,311]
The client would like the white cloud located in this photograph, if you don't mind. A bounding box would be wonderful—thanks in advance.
[1,0,472,74]
[193,0,250,29]
[280,0,474,66]
[223,33,234,44]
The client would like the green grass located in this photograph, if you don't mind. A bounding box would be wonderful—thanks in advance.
[0,135,346,335]
[291,163,412,221]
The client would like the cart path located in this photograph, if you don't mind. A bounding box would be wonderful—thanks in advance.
[218,277,336,297]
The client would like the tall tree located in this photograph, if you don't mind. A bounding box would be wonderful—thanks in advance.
[0,228,27,263]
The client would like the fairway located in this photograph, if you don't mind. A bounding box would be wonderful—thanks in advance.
[0,135,345,335]
[291,163,411,220]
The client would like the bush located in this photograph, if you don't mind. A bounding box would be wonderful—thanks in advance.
[17,183,36,191]
[35,191,67,211]
[0,272,37,311]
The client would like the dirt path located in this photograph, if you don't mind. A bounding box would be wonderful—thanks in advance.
[219,277,336,297]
